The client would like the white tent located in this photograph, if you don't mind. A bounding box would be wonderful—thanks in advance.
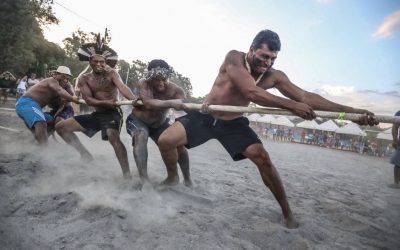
[317,120,339,132]
[296,120,319,129]
[257,114,276,124]
[335,122,366,136]
[247,114,261,122]
[271,116,295,127]
[376,128,393,141]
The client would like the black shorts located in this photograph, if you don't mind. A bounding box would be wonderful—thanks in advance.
[177,111,262,161]
[126,113,170,145]
[74,108,123,140]
[47,105,74,120]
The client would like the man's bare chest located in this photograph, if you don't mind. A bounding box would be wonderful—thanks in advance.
[153,92,175,100]
[87,77,114,91]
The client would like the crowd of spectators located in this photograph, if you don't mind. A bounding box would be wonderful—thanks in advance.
[0,71,44,103]
[251,123,394,158]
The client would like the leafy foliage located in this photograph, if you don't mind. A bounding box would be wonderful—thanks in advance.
[0,0,199,100]
[62,29,97,58]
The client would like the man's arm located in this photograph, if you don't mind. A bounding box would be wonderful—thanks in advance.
[111,70,137,100]
[8,72,16,81]
[271,70,377,125]
[225,51,315,120]
[392,122,399,149]
[48,79,79,104]
[140,80,186,110]
[272,70,368,113]
[65,82,75,96]
[78,76,116,108]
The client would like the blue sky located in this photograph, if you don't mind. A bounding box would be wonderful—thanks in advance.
[45,0,400,115]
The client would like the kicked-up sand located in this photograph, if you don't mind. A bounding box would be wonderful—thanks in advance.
[0,108,399,250]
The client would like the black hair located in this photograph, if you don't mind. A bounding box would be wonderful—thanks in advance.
[251,29,281,51]
[148,59,170,71]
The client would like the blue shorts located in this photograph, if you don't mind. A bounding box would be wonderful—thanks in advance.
[15,96,53,128]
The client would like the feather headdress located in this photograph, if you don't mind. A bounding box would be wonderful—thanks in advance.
[77,32,118,68]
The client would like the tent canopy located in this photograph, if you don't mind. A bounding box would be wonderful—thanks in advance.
[376,128,393,141]
[247,114,261,122]
[257,114,276,124]
[317,120,339,132]
[296,120,319,129]
[335,122,366,136]
[271,116,295,127]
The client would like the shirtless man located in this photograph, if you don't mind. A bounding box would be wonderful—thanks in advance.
[157,29,377,228]
[126,59,192,186]
[15,66,79,145]
[55,54,137,178]
[46,80,75,135]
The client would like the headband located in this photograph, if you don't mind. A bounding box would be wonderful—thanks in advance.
[144,66,174,81]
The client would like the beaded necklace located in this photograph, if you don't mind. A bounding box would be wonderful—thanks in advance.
[245,53,264,84]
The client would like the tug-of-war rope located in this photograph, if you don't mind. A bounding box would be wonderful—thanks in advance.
[77,99,400,124]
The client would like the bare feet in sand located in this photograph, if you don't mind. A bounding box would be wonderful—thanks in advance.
[123,172,132,180]
[183,178,194,188]
[284,216,299,229]
[160,175,180,186]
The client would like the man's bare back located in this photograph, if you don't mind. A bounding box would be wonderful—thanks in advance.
[25,77,77,108]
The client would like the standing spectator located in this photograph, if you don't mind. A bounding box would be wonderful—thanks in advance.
[323,132,328,146]
[301,129,306,143]
[389,111,400,188]
[288,128,293,142]
[27,73,39,90]
[335,135,341,149]
[0,71,17,104]
[16,75,28,100]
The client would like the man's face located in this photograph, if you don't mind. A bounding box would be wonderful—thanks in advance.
[30,73,36,79]
[90,55,106,73]
[249,44,278,74]
[58,73,71,84]
[149,76,168,92]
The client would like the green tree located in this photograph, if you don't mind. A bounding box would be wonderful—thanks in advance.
[0,0,61,75]
[62,29,97,58]
[28,0,59,26]
[171,73,193,98]
[116,59,148,91]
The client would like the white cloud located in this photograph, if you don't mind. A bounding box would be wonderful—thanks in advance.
[373,10,400,38]
[312,85,399,115]
[317,85,355,96]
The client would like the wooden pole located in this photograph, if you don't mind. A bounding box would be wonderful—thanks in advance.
[77,100,400,124]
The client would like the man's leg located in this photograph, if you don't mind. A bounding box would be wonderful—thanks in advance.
[158,122,188,185]
[106,129,131,179]
[177,146,193,187]
[55,118,93,161]
[132,130,149,182]
[242,143,298,229]
[33,121,48,145]
[394,165,400,186]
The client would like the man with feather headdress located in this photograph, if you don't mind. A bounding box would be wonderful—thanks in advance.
[56,37,138,179]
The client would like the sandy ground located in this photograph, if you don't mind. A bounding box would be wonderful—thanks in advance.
[0,100,399,250]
